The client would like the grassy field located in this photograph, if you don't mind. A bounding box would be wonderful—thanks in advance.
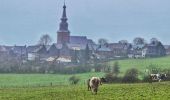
[0,56,170,87]
[108,56,170,74]
[0,73,105,87]
[0,82,169,100]
[0,56,170,99]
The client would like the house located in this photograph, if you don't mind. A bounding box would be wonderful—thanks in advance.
[0,45,9,54]
[0,46,10,61]
[128,41,166,58]
[27,45,47,61]
[164,45,170,55]
[95,45,112,59]
[108,43,131,57]
[10,45,27,60]
[47,43,60,57]
[144,42,166,57]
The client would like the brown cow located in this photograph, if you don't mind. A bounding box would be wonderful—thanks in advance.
[88,77,102,94]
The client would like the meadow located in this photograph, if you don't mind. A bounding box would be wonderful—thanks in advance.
[0,82,169,100]
[0,56,170,99]
[0,73,105,87]
[108,56,170,74]
[0,56,170,87]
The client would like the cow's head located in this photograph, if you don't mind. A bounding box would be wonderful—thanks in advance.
[160,73,167,79]
[100,77,107,83]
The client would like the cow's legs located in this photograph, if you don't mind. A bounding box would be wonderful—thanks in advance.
[95,88,98,95]
[88,86,91,91]
[159,79,161,82]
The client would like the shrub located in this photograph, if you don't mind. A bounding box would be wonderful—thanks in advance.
[142,75,151,83]
[104,73,122,83]
[93,64,103,72]
[112,61,120,75]
[69,76,80,85]
[122,68,139,83]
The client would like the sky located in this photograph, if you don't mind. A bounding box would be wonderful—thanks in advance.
[0,0,170,45]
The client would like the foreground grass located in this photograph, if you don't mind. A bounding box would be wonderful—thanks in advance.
[0,82,169,100]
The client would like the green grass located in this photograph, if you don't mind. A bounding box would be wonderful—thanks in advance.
[0,56,170,99]
[108,56,170,74]
[0,82,170,100]
[0,56,170,87]
[0,72,105,87]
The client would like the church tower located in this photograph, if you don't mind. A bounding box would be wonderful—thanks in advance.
[57,3,70,44]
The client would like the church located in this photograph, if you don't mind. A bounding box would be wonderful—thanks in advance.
[46,3,96,63]
[13,3,129,62]
[56,3,95,48]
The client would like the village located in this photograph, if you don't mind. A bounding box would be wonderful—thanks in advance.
[1,1,170,99]
[0,3,169,65]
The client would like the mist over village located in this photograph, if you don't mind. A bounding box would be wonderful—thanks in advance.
[0,0,170,99]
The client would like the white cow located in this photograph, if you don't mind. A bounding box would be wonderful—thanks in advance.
[150,73,167,82]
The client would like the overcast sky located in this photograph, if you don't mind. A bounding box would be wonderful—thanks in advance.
[0,0,170,45]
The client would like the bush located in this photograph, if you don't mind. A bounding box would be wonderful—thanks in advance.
[104,73,122,83]
[122,68,139,83]
[93,64,103,72]
[69,76,80,85]
[142,75,151,83]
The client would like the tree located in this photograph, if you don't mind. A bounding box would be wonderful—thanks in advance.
[38,34,52,45]
[112,61,120,75]
[98,38,108,46]
[133,37,145,45]
[150,38,159,45]
[119,40,128,45]
[122,68,139,83]
[84,44,90,63]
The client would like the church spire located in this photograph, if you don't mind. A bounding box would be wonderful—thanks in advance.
[57,2,70,44]
[62,1,67,20]
[58,1,69,32]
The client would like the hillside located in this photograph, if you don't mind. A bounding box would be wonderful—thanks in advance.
[108,56,170,74]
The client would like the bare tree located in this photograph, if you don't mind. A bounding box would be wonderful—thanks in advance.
[98,38,108,46]
[133,37,146,45]
[38,34,52,45]
[118,40,128,44]
[150,38,159,45]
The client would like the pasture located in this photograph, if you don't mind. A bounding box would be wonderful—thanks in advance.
[1,56,170,87]
[0,56,170,99]
[0,82,170,100]
[108,56,170,74]
[0,73,104,87]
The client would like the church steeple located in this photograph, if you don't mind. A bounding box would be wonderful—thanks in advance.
[62,2,67,19]
[58,2,69,32]
[57,2,70,44]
